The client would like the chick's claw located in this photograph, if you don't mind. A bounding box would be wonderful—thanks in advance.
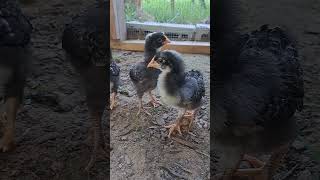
[164,123,183,137]
[110,99,116,110]
[0,136,15,152]
[149,99,162,108]
[148,95,162,108]
[109,93,117,110]
[136,106,152,116]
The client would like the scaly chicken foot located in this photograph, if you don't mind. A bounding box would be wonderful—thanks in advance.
[214,144,290,180]
[0,97,19,152]
[85,111,109,171]
[183,110,194,117]
[183,109,197,132]
[164,109,186,137]
[110,92,117,110]
[243,154,266,168]
[164,122,182,138]
[148,91,162,108]
[257,143,290,180]
[136,98,152,116]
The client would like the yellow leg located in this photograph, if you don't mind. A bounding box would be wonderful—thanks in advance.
[164,109,186,137]
[215,144,289,180]
[136,97,151,116]
[148,91,161,108]
[0,97,19,152]
[258,144,290,180]
[183,109,197,132]
[110,92,117,110]
[85,111,109,171]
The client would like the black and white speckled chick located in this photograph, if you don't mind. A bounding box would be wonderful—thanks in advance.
[110,49,120,110]
[129,32,170,115]
[212,0,304,179]
[0,0,32,152]
[147,50,205,137]
[62,0,109,171]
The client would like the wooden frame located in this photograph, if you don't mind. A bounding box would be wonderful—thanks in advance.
[110,0,126,40]
[110,0,210,54]
[111,40,210,55]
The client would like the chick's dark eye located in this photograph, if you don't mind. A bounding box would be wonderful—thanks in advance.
[157,38,162,42]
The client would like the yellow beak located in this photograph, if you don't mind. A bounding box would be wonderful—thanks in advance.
[147,56,160,69]
[163,35,171,45]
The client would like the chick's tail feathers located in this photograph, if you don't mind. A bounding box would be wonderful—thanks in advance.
[110,61,120,77]
[129,68,137,83]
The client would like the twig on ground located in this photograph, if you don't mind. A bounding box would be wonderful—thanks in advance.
[174,162,192,174]
[171,137,209,158]
[117,127,135,137]
[17,128,32,143]
[171,137,195,149]
[159,165,188,179]
[194,149,210,158]
[277,164,298,180]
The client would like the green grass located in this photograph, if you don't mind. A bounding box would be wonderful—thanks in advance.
[125,0,210,24]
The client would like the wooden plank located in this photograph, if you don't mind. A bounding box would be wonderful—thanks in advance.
[111,40,210,54]
[110,0,117,40]
[112,0,126,40]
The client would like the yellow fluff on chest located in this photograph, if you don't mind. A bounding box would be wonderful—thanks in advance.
[157,68,180,106]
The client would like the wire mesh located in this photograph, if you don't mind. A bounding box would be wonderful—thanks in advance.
[124,0,210,42]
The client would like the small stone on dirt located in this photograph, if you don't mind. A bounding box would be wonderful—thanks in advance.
[118,163,123,169]
[292,140,306,151]
[156,117,166,126]
[125,155,131,165]
[162,114,169,120]
[203,122,208,129]
[121,136,128,141]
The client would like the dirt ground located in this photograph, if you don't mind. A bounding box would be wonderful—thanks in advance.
[0,0,320,179]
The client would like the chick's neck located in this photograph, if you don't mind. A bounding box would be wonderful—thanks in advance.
[144,44,160,64]
[160,68,185,95]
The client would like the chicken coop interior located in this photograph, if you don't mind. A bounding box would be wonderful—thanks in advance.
[110,0,210,54]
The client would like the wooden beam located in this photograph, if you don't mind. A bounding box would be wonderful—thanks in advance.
[111,0,126,40]
[110,0,117,40]
[111,40,210,55]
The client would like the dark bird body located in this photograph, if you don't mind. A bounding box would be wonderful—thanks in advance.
[129,32,170,115]
[110,50,120,109]
[110,59,120,94]
[212,0,304,179]
[62,0,109,171]
[0,0,32,152]
[148,50,205,137]
[179,70,205,110]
